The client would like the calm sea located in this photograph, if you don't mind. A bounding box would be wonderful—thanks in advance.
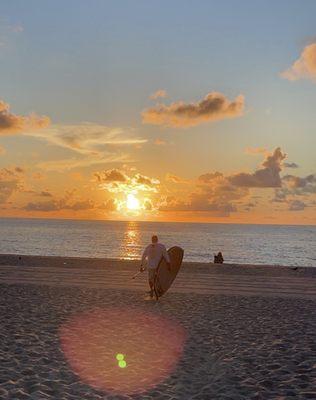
[0,218,315,267]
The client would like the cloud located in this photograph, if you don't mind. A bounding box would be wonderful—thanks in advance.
[94,168,128,183]
[24,200,59,212]
[99,198,118,212]
[142,92,245,128]
[96,169,160,194]
[229,147,286,188]
[154,138,167,146]
[161,148,310,215]
[23,191,96,212]
[15,166,24,173]
[161,170,248,216]
[32,172,45,180]
[38,191,53,198]
[288,200,306,211]
[244,147,267,155]
[0,167,23,203]
[150,90,167,100]
[165,173,189,184]
[0,145,6,155]
[37,153,131,172]
[161,195,237,214]
[0,179,19,204]
[281,43,316,82]
[143,199,153,211]
[198,172,223,183]
[0,99,50,136]
[30,123,146,155]
[273,173,316,208]
[282,174,316,189]
[23,189,120,213]
[134,173,159,187]
[160,195,238,215]
[284,162,299,169]
[67,199,95,211]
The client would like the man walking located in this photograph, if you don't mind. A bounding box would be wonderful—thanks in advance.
[140,235,170,299]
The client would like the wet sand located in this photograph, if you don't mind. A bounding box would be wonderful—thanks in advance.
[0,254,315,399]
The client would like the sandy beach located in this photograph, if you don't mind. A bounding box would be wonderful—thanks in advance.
[0,254,316,399]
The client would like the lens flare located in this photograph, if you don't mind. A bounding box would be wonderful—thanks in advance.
[59,308,186,395]
[116,353,124,361]
[118,360,127,368]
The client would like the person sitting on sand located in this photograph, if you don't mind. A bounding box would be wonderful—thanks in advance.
[140,235,170,298]
[214,252,224,264]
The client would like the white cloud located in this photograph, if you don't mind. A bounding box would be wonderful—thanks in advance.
[29,123,146,155]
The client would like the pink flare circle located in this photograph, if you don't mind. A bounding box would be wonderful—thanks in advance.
[59,307,186,395]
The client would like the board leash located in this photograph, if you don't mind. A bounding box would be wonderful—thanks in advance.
[132,269,143,280]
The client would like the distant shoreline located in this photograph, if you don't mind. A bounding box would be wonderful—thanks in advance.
[1,215,315,227]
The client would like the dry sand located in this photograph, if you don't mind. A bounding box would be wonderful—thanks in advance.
[0,254,315,399]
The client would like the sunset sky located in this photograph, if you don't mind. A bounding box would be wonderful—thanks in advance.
[1,1,316,224]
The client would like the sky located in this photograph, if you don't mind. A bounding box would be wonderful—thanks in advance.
[0,0,316,224]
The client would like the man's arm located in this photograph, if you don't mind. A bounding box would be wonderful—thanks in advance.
[140,246,149,271]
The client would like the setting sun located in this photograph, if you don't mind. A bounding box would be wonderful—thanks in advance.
[126,194,140,210]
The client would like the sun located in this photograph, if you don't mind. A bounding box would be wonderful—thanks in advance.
[126,193,140,210]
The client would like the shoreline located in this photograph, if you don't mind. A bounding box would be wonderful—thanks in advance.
[0,252,315,272]
[1,253,316,299]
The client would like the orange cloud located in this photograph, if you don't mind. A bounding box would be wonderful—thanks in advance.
[142,92,244,128]
[154,138,167,146]
[150,89,167,99]
[281,43,316,82]
[0,166,24,203]
[99,198,118,211]
[0,99,50,136]
[244,147,267,155]
[165,173,189,184]
[161,170,248,216]
[23,190,96,212]
[94,168,128,183]
[288,200,306,211]
[96,169,160,195]
[161,148,314,215]
[0,145,6,155]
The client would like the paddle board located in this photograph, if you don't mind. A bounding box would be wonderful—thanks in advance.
[154,246,184,298]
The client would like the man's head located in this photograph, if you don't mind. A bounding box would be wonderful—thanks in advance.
[151,235,158,244]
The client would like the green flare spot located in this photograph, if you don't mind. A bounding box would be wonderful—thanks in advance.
[118,360,127,368]
[116,353,124,361]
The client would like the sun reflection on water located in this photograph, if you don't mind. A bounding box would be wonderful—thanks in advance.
[122,221,141,260]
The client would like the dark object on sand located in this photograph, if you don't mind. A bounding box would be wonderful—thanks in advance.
[214,252,224,264]
[154,246,184,299]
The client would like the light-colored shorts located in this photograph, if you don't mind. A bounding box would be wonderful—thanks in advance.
[148,268,156,284]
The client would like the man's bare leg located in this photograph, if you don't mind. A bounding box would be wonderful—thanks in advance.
[149,281,154,298]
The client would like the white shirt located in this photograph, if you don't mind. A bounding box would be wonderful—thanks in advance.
[141,242,170,269]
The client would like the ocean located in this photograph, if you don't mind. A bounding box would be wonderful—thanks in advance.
[0,218,315,267]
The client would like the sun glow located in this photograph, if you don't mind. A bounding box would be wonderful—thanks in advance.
[126,193,140,210]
